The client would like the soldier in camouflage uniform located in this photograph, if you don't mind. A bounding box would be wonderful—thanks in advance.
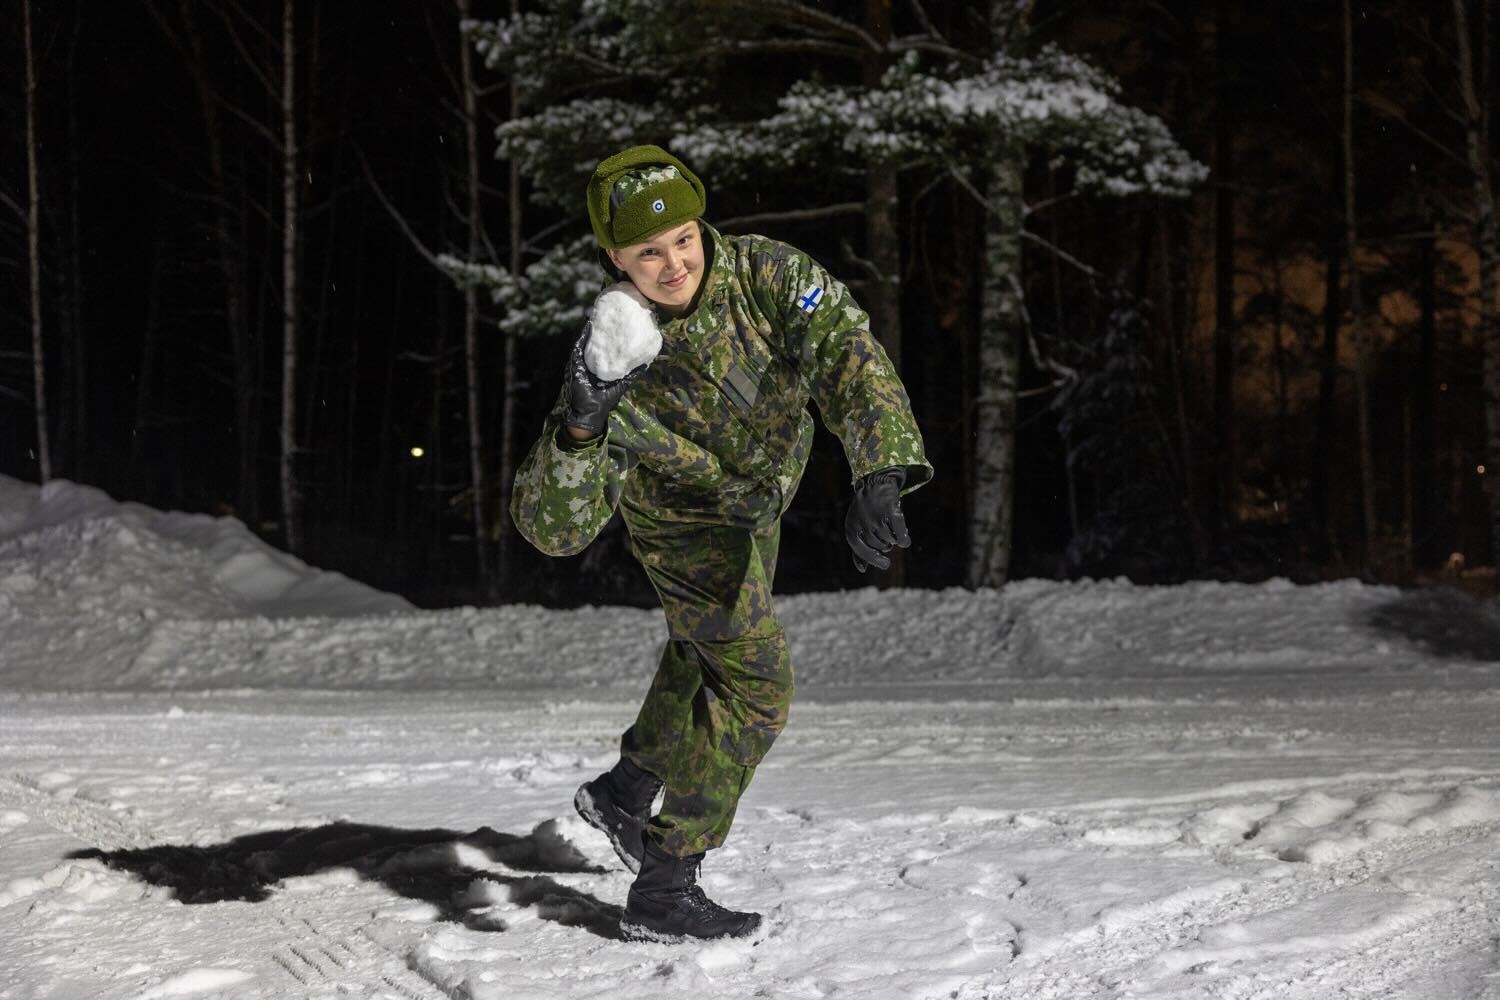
[510,145,931,942]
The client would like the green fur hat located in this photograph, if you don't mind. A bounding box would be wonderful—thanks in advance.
[586,145,707,250]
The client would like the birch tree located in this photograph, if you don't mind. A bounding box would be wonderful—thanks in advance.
[22,0,52,483]
[456,0,495,596]
[497,0,524,599]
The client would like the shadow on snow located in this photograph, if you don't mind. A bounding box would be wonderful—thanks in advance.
[1363,587,1500,663]
[68,821,625,939]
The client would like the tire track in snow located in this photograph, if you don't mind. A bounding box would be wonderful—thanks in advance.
[925,763,1500,995]
[265,913,441,1000]
[1051,765,1500,818]
[1231,878,1499,1000]
[0,771,447,999]
[987,822,1499,998]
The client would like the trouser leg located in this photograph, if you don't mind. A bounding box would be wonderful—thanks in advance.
[620,637,699,779]
[647,629,792,856]
[619,514,792,857]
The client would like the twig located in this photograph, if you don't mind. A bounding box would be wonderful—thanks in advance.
[356,147,442,268]
[716,201,866,230]
[839,238,885,285]
[1359,92,1472,172]
[1021,229,1099,279]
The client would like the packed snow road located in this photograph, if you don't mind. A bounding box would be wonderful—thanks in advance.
[2,477,1499,998]
[1,688,1498,999]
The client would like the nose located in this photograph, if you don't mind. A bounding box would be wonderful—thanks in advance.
[664,247,684,273]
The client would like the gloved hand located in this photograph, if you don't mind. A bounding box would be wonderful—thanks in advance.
[563,323,644,439]
[845,467,910,572]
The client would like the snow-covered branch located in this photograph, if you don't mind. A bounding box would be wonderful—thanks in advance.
[677,48,1206,198]
[440,236,600,339]
[496,98,678,208]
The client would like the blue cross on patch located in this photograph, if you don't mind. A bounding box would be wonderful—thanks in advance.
[798,285,823,314]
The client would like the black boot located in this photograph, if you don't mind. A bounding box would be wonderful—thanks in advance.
[619,840,762,943]
[574,759,662,873]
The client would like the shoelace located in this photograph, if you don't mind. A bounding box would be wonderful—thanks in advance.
[681,883,732,918]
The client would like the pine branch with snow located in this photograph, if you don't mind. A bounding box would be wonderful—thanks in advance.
[495,98,691,209]
[439,236,601,339]
[674,49,1206,198]
[463,0,685,103]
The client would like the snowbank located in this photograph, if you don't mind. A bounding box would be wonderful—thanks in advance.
[1,475,1496,692]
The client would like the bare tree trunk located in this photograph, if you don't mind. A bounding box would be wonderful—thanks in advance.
[1158,214,1205,568]
[177,0,260,525]
[1271,257,1291,473]
[1055,170,1080,539]
[860,0,899,370]
[1402,402,1413,569]
[280,0,302,554]
[132,214,165,501]
[1454,0,1500,566]
[23,0,52,483]
[862,0,906,587]
[497,0,524,598]
[1314,201,1341,561]
[340,207,366,527]
[145,0,261,520]
[457,0,494,599]
[64,6,85,481]
[304,0,335,512]
[967,144,1024,588]
[1414,204,1438,568]
[1343,0,1378,574]
[1212,0,1236,539]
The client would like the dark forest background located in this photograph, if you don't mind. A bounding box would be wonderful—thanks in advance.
[1,1,1493,607]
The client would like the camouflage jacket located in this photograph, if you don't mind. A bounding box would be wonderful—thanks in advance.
[511,224,932,557]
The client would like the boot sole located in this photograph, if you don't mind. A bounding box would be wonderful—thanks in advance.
[619,914,762,945]
[573,784,643,874]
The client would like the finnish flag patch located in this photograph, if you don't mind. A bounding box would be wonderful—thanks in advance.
[797,285,823,314]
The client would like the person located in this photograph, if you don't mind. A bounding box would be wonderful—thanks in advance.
[510,144,932,943]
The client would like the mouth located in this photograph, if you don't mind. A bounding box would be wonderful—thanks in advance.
[662,272,691,290]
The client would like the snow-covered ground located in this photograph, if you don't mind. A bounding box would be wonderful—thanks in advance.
[1,475,1498,1000]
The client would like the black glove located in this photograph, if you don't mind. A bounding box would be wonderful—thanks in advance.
[563,324,643,439]
[845,467,910,572]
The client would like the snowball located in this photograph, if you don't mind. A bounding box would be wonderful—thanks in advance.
[584,282,661,381]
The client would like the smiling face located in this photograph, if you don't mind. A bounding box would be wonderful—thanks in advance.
[606,222,705,316]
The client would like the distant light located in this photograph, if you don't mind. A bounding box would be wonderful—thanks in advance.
[1479,465,1487,475]
[1440,382,1449,391]
[410,447,425,459]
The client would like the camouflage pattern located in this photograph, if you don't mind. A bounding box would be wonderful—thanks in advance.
[511,223,932,554]
[610,165,683,202]
[620,519,788,856]
[511,223,931,857]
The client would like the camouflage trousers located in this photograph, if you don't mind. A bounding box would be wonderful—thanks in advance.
[617,507,793,858]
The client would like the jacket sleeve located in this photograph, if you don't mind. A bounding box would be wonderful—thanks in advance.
[509,385,634,557]
[761,246,933,492]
